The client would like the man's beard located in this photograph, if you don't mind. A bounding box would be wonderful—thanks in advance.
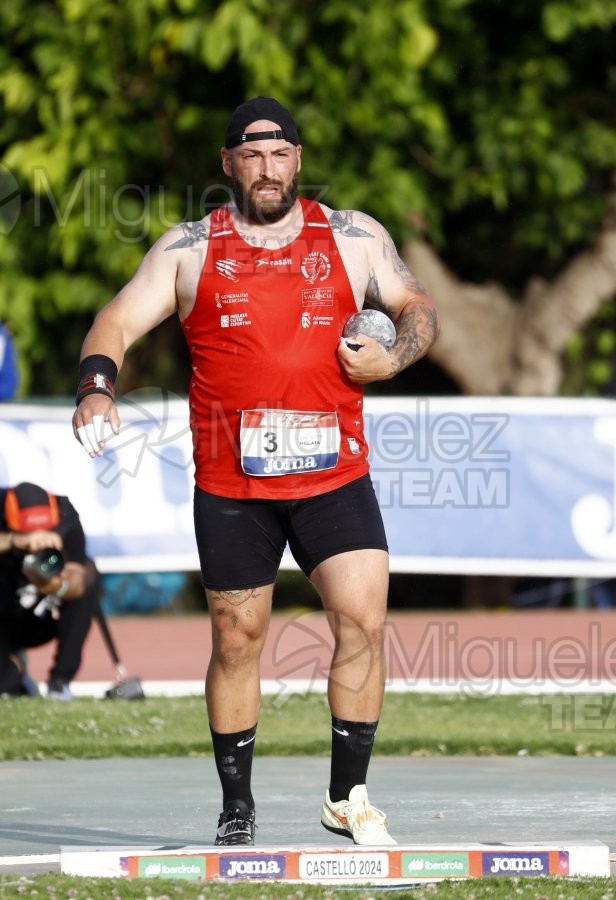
[230,173,299,224]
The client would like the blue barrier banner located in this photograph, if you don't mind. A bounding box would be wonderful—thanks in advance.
[1,394,615,576]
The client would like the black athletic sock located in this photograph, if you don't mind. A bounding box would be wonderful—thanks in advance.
[329,717,378,803]
[210,723,257,810]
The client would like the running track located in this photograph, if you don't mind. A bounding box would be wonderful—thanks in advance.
[26,609,616,689]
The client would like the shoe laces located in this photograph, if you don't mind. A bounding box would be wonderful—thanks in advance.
[218,804,255,832]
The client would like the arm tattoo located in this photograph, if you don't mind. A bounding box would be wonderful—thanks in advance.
[368,234,439,372]
[384,232,429,296]
[368,234,430,310]
[393,304,440,369]
[364,230,438,371]
[165,221,209,250]
[366,269,383,307]
[329,210,374,238]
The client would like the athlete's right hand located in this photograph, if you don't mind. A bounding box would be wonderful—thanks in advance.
[72,394,121,457]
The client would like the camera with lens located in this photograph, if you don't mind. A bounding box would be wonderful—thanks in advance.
[20,547,65,580]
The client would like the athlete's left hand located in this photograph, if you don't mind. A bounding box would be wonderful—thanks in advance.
[337,335,395,383]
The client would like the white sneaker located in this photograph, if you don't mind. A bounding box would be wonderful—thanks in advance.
[321,784,397,845]
[47,679,72,701]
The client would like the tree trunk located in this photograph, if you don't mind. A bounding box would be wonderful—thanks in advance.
[402,175,616,609]
[402,172,616,396]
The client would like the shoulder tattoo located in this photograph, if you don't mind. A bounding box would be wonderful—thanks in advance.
[329,210,374,238]
[165,221,209,251]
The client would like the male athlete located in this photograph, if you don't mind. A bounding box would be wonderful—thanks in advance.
[73,97,439,845]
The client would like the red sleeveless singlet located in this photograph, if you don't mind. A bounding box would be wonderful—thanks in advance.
[181,198,370,499]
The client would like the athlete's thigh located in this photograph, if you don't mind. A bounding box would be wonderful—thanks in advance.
[286,474,388,583]
[310,547,389,627]
[193,487,286,590]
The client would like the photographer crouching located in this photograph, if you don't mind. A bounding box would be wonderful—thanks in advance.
[0,482,100,699]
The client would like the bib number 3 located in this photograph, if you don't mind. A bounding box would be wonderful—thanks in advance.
[240,409,340,476]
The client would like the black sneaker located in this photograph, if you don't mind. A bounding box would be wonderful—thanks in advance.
[214,800,256,845]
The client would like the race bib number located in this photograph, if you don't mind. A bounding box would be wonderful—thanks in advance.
[240,409,340,476]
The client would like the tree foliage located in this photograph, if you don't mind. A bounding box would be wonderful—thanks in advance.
[0,0,615,395]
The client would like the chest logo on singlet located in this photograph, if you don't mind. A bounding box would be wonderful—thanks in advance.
[301,252,331,284]
[216,258,243,282]
[215,291,249,308]
[302,287,334,307]
[255,258,293,268]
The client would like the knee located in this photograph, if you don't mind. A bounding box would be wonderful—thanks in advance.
[211,626,264,672]
[334,610,386,654]
[358,617,386,660]
[212,643,258,676]
[367,615,386,645]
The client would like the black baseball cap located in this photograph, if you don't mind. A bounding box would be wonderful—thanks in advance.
[224,97,300,149]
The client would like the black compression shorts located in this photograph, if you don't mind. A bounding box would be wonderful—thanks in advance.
[194,473,388,591]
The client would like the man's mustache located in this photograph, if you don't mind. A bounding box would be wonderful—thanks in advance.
[251,180,285,191]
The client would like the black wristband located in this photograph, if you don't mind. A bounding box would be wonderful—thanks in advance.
[76,354,118,406]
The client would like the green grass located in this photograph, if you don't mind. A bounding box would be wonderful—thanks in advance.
[2,692,616,760]
[2,692,615,897]
[1,873,616,899]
